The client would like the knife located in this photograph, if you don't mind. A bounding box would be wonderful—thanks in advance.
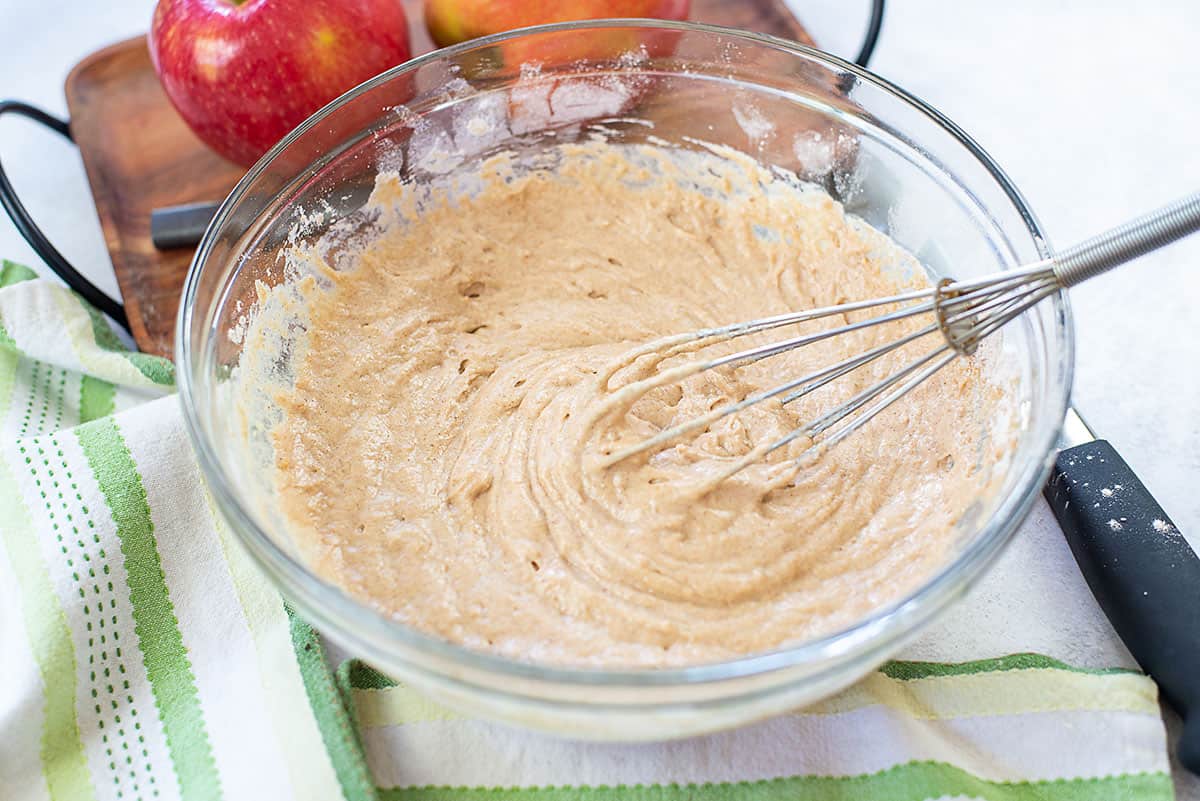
[1044,406,1199,772]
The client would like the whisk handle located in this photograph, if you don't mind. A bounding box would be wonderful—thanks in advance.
[1052,191,1200,287]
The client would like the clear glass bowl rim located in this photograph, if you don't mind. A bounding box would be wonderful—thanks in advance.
[176,18,1071,688]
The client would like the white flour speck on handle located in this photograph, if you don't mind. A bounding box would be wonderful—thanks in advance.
[1152,518,1177,535]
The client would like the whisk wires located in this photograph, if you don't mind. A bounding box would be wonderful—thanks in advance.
[599,262,1058,473]
[598,190,1200,483]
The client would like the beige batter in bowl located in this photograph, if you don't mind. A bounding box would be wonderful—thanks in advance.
[245,140,1018,669]
[178,21,1070,739]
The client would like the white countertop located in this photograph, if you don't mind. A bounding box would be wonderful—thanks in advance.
[2,0,1196,794]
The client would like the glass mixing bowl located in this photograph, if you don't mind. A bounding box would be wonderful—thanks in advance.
[177,20,1070,740]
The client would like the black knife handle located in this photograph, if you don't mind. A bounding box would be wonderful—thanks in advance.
[150,201,220,249]
[1044,439,1199,772]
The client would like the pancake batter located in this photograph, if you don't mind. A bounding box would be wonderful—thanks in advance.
[255,142,1015,667]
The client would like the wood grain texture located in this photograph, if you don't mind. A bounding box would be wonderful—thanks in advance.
[64,0,814,357]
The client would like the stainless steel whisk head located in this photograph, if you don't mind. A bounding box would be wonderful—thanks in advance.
[602,191,1200,477]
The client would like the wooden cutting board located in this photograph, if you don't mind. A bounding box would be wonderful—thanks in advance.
[64,2,815,357]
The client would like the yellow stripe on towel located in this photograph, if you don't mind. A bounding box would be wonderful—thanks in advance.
[351,662,1158,729]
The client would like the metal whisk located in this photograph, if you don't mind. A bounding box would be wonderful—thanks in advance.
[602,192,1200,477]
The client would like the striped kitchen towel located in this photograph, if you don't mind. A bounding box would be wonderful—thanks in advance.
[0,261,1174,800]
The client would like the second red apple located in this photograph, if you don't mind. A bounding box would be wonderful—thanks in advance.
[425,0,691,49]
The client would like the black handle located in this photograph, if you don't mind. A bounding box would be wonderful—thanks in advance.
[1044,439,1200,773]
[855,0,885,68]
[150,201,221,249]
[0,100,129,332]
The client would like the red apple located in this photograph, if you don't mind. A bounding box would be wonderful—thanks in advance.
[149,0,412,167]
[425,0,690,50]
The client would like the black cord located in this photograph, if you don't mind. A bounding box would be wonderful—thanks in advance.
[0,100,129,331]
[854,0,886,68]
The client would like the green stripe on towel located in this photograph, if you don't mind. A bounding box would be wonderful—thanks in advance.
[78,299,175,387]
[378,762,1171,801]
[0,259,25,349]
[0,348,15,425]
[882,653,1138,680]
[0,259,37,287]
[343,661,400,690]
[0,457,97,801]
[79,375,115,423]
[76,417,221,801]
[288,605,379,801]
[0,319,14,352]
